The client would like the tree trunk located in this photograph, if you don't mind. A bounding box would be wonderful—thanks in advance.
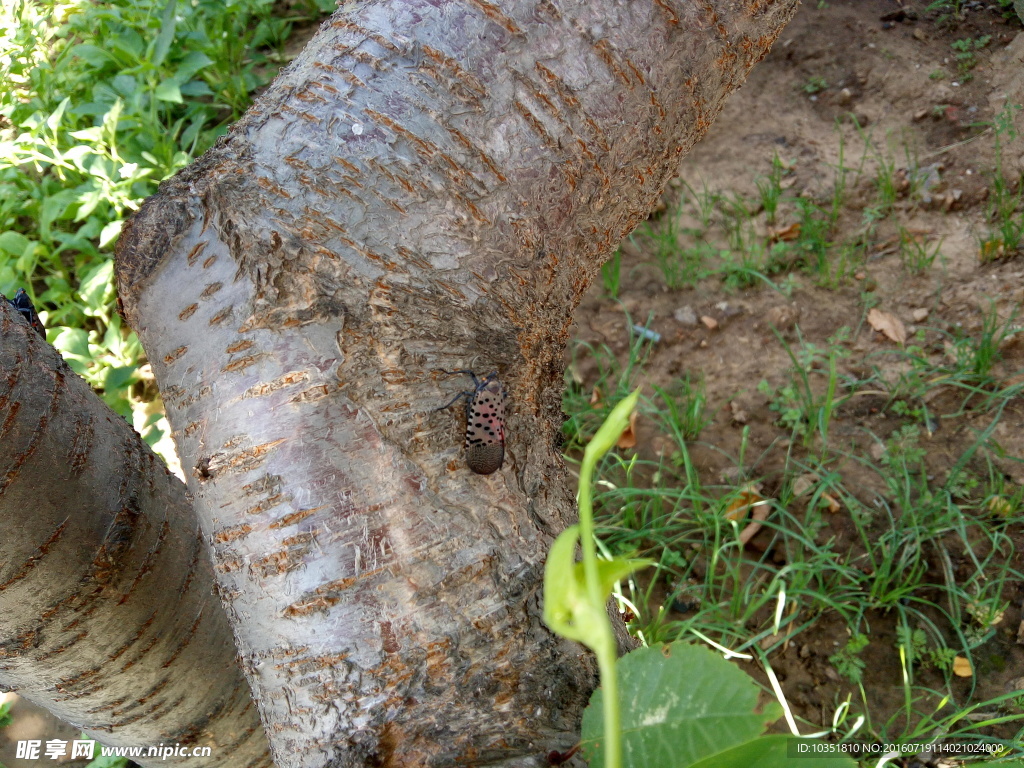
[113,1,797,766]
[0,303,271,768]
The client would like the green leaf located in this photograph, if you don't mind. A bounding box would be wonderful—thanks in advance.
[582,643,782,768]
[688,735,857,768]
[176,51,214,81]
[45,97,70,133]
[0,231,31,257]
[152,0,178,67]
[594,556,655,598]
[543,525,651,650]
[104,365,137,392]
[584,388,641,464]
[155,80,183,104]
[78,260,114,312]
[99,220,123,249]
[51,326,91,361]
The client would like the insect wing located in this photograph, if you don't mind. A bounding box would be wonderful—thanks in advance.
[464,377,506,474]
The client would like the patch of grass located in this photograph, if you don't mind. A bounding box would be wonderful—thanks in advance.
[897,226,942,274]
[564,308,1024,751]
[755,154,787,225]
[980,104,1024,261]
[758,328,849,448]
[601,249,622,298]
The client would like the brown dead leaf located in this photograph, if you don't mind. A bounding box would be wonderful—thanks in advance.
[821,492,841,513]
[952,656,973,678]
[768,221,801,243]
[724,485,764,521]
[987,496,1013,518]
[590,386,603,407]
[616,409,638,450]
[792,473,819,497]
[867,308,907,345]
[700,315,719,330]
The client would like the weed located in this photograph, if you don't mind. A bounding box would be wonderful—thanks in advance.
[601,249,622,298]
[897,227,942,274]
[950,35,991,81]
[755,154,787,225]
[830,633,870,684]
[758,328,850,447]
[980,105,1024,261]
[802,76,828,95]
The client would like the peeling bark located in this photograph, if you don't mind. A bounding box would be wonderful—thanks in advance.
[114,1,797,766]
[0,304,271,768]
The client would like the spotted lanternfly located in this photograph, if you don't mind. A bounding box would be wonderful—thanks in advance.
[6,289,45,338]
[435,370,507,475]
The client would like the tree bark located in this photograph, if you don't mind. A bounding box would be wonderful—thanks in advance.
[0,303,271,768]
[114,1,797,766]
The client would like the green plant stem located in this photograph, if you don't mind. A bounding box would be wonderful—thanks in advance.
[576,389,640,768]
[578,423,621,768]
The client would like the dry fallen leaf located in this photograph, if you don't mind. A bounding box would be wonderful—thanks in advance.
[821,492,841,513]
[792,473,819,497]
[700,315,719,330]
[590,386,603,407]
[768,221,802,243]
[724,485,764,521]
[867,308,907,345]
[616,409,638,450]
[987,496,1013,518]
[952,656,973,678]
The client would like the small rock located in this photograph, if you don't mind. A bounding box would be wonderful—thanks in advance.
[674,306,698,325]
[838,87,853,105]
[700,315,719,330]
[912,308,929,322]
[912,27,927,42]
[913,108,928,121]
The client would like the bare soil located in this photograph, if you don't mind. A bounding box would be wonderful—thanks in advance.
[569,0,1024,754]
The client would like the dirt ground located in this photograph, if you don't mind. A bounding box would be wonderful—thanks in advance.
[568,0,1024,755]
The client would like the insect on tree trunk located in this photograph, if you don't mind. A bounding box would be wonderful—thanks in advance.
[114,1,798,766]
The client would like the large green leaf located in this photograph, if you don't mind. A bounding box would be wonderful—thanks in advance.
[688,735,856,768]
[581,643,782,768]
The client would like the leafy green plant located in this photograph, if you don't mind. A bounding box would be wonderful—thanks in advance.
[758,329,849,447]
[0,0,329,461]
[544,390,652,768]
[802,76,828,95]
[829,633,870,684]
[950,35,991,80]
